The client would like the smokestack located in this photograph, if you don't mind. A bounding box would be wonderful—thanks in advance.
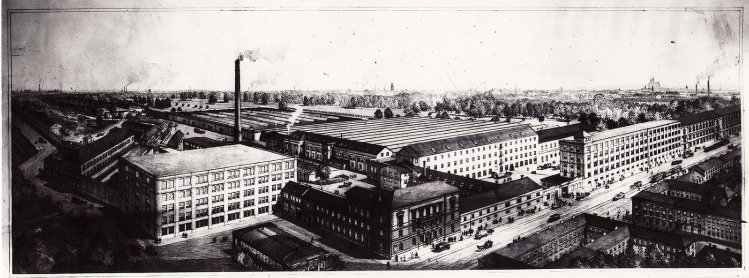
[707,77,710,94]
[234,58,242,142]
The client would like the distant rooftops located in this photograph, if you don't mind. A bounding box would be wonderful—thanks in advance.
[123,144,290,178]
[62,128,134,164]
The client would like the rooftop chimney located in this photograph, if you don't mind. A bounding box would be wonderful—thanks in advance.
[234,59,242,142]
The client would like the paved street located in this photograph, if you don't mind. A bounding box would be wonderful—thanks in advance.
[12,118,102,216]
[392,138,738,270]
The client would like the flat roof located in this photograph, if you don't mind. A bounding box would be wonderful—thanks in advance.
[282,117,528,152]
[391,180,459,209]
[589,120,678,142]
[124,144,290,177]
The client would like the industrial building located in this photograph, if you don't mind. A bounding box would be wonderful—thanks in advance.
[534,124,584,167]
[44,128,135,204]
[558,120,683,193]
[278,179,460,260]
[119,144,296,239]
[232,223,339,271]
[678,105,741,151]
[458,177,544,232]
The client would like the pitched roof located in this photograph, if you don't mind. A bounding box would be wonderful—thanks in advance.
[678,109,720,126]
[496,214,588,259]
[633,191,740,220]
[124,144,289,177]
[391,180,459,209]
[166,130,184,148]
[692,158,724,174]
[536,124,585,143]
[183,136,226,148]
[397,125,536,157]
[477,253,537,270]
[288,130,388,155]
[718,149,740,164]
[232,223,330,268]
[461,177,544,212]
[627,224,695,248]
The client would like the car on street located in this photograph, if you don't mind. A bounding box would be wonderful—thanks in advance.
[474,229,489,240]
[671,160,683,165]
[548,214,561,222]
[433,242,450,253]
[613,192,625,201]
[194,127,206,134]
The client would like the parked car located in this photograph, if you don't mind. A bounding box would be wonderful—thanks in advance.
[194,127,205,134]
[671,160,683,165]
[613,192,625,201]
[474,230,489,240]
[433,242,451,253]
[476,240,494,252]
[548,214,561,222]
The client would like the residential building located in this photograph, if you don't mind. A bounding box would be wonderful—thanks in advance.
[232,223,338,271]
[632,191,741,244]
[119,144,296,239]
[483,214,696,269]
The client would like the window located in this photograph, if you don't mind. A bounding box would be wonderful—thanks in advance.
[244,178,255,186]
[258,206,269,214]
[244,189,255,197]
[258,196,269,204]
[211,184,224,192]
[244,166,255,176]
[244,199,255,207]
[212,172,224,181]
[259,186,269,194]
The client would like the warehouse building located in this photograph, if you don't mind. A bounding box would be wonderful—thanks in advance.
[232,223,339,271]
[458,177,544,232]
[558,120,682,193]
[119,144,296,239]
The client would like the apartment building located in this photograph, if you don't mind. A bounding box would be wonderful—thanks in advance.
[481,214,696,269]
[535,124,584,167]
[632,191,741,244]
[396,125,537,180]
[278,180,460,260]
[559,120,682,192]
[119,144,296,239]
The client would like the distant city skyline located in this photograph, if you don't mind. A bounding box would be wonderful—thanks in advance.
[8,4,742,92]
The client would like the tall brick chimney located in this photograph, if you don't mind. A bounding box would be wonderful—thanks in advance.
[234,59,242,142]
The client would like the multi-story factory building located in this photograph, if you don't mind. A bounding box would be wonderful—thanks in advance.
[558,120,682,192]
[678,105,740,151]
[119,144,296,239]
[535,124,584,167]
[396,125,537,179]
[278,180,460,260]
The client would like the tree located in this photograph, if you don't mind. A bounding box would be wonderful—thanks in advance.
[538,115,545,123]
[208,94,218,104]
[349,96,357,108]
[278,99,288,110]
[636,113,648,123]
[303,96,310,106]
[374,109,383,119]
[177,107,182,112]
[617,117,630,127]
[170,107,176,113]
[418,101,430,112]
[261,93,270,105]
[315,166,331,181]
[384,108,394,118]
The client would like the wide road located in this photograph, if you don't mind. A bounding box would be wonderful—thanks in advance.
[12,118,102,216]
[395,139,738,270]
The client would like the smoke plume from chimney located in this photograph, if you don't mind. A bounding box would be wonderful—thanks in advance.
[286,105,304,133]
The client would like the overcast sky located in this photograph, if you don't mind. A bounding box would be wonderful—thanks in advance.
[8,5,741,91]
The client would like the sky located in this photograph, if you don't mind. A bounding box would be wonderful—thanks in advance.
[8,5,742,92]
